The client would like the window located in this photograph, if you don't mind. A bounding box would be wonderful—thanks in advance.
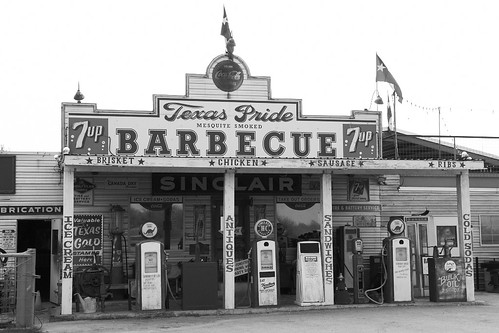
[276,201,321,264]
[437,225,458,247]
[0,155,15,194]
[480,215,499,245]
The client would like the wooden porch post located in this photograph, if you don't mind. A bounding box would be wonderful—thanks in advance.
[321,171,334,304]
[223,170,236,309]
[457,170,474,301]
[61,167,75,314]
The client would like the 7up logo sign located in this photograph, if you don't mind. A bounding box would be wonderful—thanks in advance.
[68,118,109,154]
[343,124,377,158]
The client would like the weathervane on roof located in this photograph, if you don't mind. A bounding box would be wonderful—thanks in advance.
[74,82,84,103]
[220,6,235,60]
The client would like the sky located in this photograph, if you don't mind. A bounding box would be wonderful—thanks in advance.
[1,0,499,155]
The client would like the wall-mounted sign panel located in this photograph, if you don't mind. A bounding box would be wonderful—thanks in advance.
[73,214,103,267]
[152,173,301,195]
[0,225,16,251]
[74,178,95,206]
[66,98,378,160]
[0,206,62,216]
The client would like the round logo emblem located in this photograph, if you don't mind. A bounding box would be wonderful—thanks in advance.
[140,222,158,239]
[212,60,244,92]
[388,218,405,236]
[444,260,457,272]
[254,219,273,238]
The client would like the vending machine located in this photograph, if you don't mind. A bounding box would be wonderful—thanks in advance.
[251,239,278,307]
[135,240,167,310]
[383,217,413,302]
[295,241,324,306]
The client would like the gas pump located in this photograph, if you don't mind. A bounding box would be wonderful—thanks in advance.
[251,219,278,307]
[337,226,359,290]
[383,217,413,303]
[295,241,324,306]
[135,222,167,310]
[352,238,367,304]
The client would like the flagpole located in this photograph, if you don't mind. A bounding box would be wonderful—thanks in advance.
[438,106,441,159]
[393,91,399,159]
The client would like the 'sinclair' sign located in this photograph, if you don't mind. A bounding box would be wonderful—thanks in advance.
[152,173,301,195]
[67,98,378,159]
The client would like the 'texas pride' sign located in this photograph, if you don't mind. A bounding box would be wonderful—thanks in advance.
[67,98,378,160]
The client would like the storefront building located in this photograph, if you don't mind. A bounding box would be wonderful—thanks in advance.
[380,131,499,294]
[0,152,63,304]
[58,54,484,314]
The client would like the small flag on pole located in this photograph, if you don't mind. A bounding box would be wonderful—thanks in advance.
[387,93,393,130]
[221,7,232,40]
[376,54,403,103]
[220,6,236,60]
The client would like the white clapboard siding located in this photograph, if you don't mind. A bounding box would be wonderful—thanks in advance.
[0,152,63,208]
[0,152,62,271]
[73,172,151,276]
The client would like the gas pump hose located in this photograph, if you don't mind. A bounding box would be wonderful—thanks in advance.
[364,245,388,305]
[166,277,181,305]
[236,248,253,308]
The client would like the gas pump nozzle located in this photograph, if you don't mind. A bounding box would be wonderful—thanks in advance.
[353,238,363,255]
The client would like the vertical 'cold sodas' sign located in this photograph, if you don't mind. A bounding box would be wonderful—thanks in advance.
[67,99,378,159]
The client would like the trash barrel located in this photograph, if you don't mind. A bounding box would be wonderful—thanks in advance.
[482,261,499,292]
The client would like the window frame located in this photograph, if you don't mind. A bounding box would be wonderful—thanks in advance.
[479,215,499,246]
[0,155,16,194]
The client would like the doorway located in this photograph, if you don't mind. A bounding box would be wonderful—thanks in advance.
[405,219,429,297]
[17,219,51,301]
[211,196,251,266]
[211,196,251,307]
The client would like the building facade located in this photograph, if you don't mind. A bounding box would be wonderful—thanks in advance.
[0,152,63,303]
[0,54,487,315]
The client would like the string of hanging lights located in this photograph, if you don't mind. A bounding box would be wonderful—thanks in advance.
[403,98,439,112]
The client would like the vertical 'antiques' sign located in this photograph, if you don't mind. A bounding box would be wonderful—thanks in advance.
[224,215,235,273]
[73,214,103,267]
